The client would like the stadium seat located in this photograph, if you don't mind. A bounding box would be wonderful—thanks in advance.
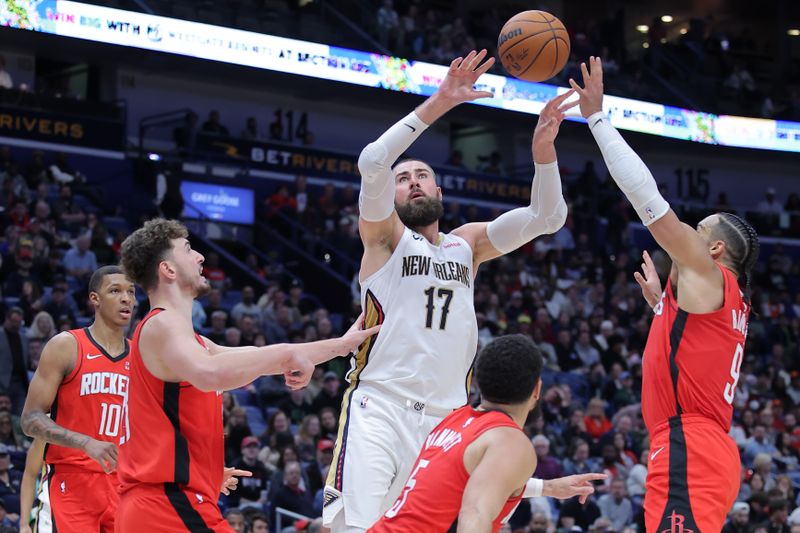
[244,405,267,436]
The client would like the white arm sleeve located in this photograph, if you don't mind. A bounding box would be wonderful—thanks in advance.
[485,161,567,254]
[587,111,669,226]
[358,111,429,222]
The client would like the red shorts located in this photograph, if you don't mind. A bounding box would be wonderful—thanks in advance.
[116,483,234,533]
[645,415,740,533]
[49,468,119,533]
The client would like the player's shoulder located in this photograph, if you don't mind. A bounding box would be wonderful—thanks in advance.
[44,331,79,352]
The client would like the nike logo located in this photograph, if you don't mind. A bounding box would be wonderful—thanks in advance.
[650,446,665,462]
[403,123,416,133]
[86,353,104,360]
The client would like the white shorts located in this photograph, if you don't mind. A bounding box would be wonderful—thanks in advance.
[322,383,451,531]
[35,480,53,533]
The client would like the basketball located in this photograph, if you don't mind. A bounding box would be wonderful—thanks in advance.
[497,10,570,82]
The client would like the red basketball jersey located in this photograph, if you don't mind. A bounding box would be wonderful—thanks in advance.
[45,328,130,472]
[118,308,224,501]
[642,263,749,434]
[369,406,525,533]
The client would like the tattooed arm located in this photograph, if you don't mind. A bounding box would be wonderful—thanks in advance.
[21,332,118,473]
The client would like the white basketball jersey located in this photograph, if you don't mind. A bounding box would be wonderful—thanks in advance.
[355,227,478,409]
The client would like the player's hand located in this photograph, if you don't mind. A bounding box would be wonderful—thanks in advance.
[533,89,579,148]
[634,250,663,309]
[221,467,252,495]
[340,323,381,355]
[568,56,604,118]
[284,352,315,390]
[543,473,608,504]
[83,439,118,473]
[436,49,495,105]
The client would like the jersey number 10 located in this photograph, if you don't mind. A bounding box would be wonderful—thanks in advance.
[424,287,454,330]
[98,402,122,438]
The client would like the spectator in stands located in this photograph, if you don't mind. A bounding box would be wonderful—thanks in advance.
[559,493,602,531]
[191,300,206,331]
[478,151,506,175]
[205,310,227,345]
[762,499,790,533]
[597,478,632,531]
[224,326,242,347]
[376,0,400,50]
[53,185,86,229]
[224,509,245,533]
[42,282,76,333]
[231,286,261,324]
[240,117,259,140]
[723,501,752,533]
[756,187,785,216]
[0,443,21,517]
[563,438,598,476]
[8,202,29,228]
[3,245,40,298]
[444,149,467,170]
[744,425,779,466]
[229,436,270,508]
[264,410,292,451]
[237,315,258,346]
[1,163,30,205]
[202,252,228,290]
[311,371,342,413]
[263,304,297,345]
[249,514,269,533]
[270,461,314,524]
[201,110,230,137]
[173,111,198,153]
[63,233,97,286]
[0,308,28,415]
[265,184,297,220]
[319,407,338,441]
[0,56,11,89]
[317,183,339,232]
[294,414,320,462]
[26,311,55,343]
[225,406,253,464]
[532,434,562,479]
[280,389,314,426]
[585,398,613,442]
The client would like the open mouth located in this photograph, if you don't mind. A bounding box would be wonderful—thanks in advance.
[119,308,132,319]
[410,191,425,200]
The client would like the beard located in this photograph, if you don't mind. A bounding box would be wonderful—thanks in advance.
[395,196,444,229]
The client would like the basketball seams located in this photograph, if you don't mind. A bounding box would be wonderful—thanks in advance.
[498,27,568,54]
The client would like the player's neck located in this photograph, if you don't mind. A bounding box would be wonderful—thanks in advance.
[87,320,126,355]
[149,284,195,319]
[411,222,441,244]
[477,401,528,428]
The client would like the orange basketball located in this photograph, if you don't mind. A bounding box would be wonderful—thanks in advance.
[498,10,570,82]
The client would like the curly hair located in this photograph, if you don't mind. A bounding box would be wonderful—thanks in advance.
[120,218,187,292]
[475,334,543,405]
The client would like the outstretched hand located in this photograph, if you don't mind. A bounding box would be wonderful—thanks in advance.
[634,250,663,309]
[221,467,252,495]
[436,49,496,105]
[533,89,579,148]
[545,473,608,504]
[568,56,605,118]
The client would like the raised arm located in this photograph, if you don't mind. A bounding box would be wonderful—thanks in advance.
[452,91,575,266]
[144,311,378,391]
[19,438,45,533]
[457,428,536,533]
[359,50,495,278]
[21,333,118,473]
[570,57,718,281]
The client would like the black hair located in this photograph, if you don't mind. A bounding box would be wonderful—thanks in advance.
[475,334,543,405]
[714,212,760,302]
[88,265,125,295]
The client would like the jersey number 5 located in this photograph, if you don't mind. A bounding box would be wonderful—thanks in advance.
[385,459,430,518]
[723,342,744,405]
[424,287,454,330]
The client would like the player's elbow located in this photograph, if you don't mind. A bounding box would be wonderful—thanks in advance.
[540,198,567,235]
[358,141,389,185]
[20,409,40,438]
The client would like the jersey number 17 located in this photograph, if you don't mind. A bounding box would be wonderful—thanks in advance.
[424,287,454,330]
